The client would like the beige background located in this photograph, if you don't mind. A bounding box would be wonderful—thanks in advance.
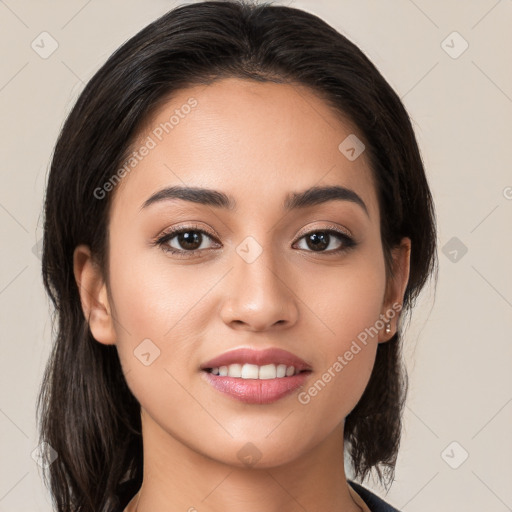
[1,0,511,511]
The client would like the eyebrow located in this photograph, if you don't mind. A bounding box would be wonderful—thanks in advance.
[140,184,369,216]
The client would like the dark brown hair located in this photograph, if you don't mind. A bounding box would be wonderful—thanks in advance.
[37,1,437,510]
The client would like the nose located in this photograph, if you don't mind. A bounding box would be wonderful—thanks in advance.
[219,243,299,332]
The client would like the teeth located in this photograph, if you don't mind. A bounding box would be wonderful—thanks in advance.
[210,363,300,379]
[242,364,258,379]
[276,364,286,378]
[228,364,242,377]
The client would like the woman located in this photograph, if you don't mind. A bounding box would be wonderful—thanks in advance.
[37,1,437,511]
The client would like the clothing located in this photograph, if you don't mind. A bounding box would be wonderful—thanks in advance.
[112,478,401,512]
[348,480,401,511]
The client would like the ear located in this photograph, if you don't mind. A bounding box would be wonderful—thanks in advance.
[378,237,411,343]
[73,244,116,345]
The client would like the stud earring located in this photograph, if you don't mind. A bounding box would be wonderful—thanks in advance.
[385,322,391,334]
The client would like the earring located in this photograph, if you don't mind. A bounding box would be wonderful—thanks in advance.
[385,322,391,334]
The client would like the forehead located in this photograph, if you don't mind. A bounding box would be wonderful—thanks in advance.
[110,77,378,221]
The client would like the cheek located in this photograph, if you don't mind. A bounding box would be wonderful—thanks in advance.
[296,252,387,414]
[106,252,210,411]
[107,241,206,338]
[305,244,387,342]
[106,236,224,390]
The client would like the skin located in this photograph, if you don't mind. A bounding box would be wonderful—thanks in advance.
[73,78,410,512]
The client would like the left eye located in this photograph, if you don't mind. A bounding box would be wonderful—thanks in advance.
[294,230,355,253]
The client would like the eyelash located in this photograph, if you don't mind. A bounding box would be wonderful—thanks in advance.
[153,223,357,259]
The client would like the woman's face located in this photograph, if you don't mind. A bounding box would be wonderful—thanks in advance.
[77,77,409,469]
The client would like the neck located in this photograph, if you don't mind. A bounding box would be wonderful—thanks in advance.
[127,409,364,512]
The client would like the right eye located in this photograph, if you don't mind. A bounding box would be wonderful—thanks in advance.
[155,225,221,257]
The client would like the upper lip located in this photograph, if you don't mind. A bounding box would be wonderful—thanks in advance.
[200,347,313,372]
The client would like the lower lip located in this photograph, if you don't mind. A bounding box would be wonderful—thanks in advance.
[201,370,312,404]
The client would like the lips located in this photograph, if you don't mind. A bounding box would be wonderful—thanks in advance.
[200,347,313,373]
[201,370,310,404]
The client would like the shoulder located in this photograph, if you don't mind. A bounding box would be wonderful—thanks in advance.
[348,480,402,512]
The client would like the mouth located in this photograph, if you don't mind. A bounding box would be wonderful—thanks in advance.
[201,368,312,404]
[199,347,313,374]
[202,363,311,379]
[199,347,313,404]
